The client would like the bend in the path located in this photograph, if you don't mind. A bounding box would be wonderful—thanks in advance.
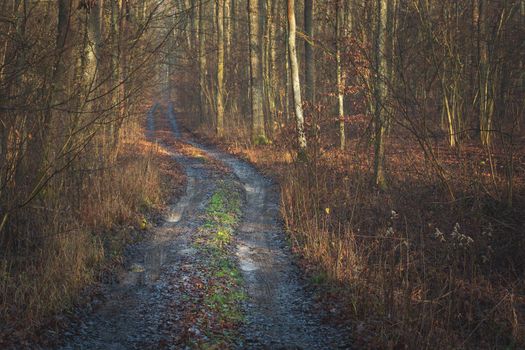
[58,103,350,349]
[167,104,351,349]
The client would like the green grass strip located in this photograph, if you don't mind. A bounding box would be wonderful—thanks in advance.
[192,181,246,348]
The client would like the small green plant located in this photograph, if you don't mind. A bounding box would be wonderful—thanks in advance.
[140,217,148,230]
[192,182,245,347]
[213,229,231,248]
[310,271,328,285]
[253,134,270,146]
[208,192,224,213]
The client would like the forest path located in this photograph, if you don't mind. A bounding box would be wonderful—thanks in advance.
[58,103,349,349]
[165,103,350,349]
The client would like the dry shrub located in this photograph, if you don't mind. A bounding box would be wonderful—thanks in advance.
[0,228,103,328]
[180,110,524,348]
[0,123,169,341]
[279,148,525,349]
[81,144,163,231]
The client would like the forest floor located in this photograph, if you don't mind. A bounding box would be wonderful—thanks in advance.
[38,103,351,349]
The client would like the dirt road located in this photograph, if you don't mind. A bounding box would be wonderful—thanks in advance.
[58,103,350,349]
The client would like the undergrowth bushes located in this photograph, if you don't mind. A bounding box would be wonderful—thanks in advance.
[0,128,167,340]
[182,115,524,349]
[279,153,524,348]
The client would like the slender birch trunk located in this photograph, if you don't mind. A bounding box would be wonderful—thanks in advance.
[374,0,388,189]
[216,0,225,137]
[336,0,346,150]
[287,0,307,155]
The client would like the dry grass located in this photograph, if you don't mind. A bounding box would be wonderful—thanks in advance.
[278,157,525,348]
[0,117,183,344]
[180,113,525,349]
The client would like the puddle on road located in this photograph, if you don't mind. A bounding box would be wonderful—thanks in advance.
[178,247,197,256]
[244,183,257,193]
[122,245,166,287]
[167,211,182,223]
[237,244,259,272]
[144,244,165,283]
[239,259,258,272]
[167,177,195,223]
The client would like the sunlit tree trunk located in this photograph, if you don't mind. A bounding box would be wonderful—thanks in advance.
[440,2,463,149]
[287,0,307,155]
[374,0,388,189]
[84,1,102,96]
[113,0,128,156]
[477,0,494,146]
[284,10,291,123]
[336,0,346,150]
[216,0,225,137]
[248,0,266,143]
[198,0,208,124]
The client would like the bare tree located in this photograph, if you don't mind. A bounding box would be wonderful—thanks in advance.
[248,0,266,143]
[374,0,388,189]
[287,0,307,156]
[304,0,315,103]
[216,0,225,137]
[336,0,346,150]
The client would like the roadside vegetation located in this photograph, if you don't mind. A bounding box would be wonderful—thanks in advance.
[0,2,181,345]
[181,109,525,349]
[0,117,184,344]
[172,0,524,347]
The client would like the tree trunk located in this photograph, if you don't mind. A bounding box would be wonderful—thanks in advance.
[304,0,315,104]
[199,0,208,125]
[374,0,388,189]
[224,0,231,60]
[113,0,128,157]
[53,0,72,100]
[478,0,493,146]
[287,0,307,155]
[85,1,102,96]
[384,0,397,132]
[336,0,346,150]
[248,0,266,143]
[216,0,225,137]
[264,0,277,137]
[284,10,291,123]
[521,0,525,125]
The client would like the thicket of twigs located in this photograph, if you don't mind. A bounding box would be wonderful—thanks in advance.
[0,1,178,341]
